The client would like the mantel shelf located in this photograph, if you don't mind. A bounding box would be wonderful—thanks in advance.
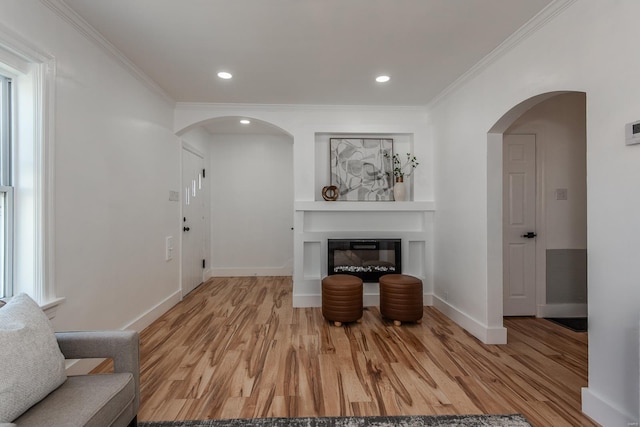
[295,201,435,212]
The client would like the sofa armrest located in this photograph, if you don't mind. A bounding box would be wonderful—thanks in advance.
[55,331,140,413]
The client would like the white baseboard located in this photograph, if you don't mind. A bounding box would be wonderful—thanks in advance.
[422,294,434,306]
[292,294,322,307]
[537,303,587,318]
[65,290,182,375]
[582,387,638,426]
[211,267,293,277]
[364,294,379,307]
[124,290,182,332]
[432,295,507,344]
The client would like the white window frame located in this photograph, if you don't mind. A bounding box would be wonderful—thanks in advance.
[0,23,60,310]
[0,73,12,299]
[0,187,13,299]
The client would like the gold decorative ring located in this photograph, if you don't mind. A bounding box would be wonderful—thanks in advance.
[322,185,339,201]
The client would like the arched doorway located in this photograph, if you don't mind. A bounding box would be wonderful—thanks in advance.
[487,91,588,325]
[178,116,294,293]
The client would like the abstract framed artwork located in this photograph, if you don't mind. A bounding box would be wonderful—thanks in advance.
[329,138,393,201]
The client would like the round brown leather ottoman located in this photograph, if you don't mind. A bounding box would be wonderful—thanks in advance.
[379,274,423,325]
[322,274,363,326]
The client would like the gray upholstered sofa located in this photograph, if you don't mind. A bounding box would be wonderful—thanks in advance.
[15,331,140,427]
[0,294,140,427]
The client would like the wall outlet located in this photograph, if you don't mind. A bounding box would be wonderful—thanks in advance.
[555,188,568,200]
[168,191,180,202]
[625,120,640,145]
[165,236,174,261]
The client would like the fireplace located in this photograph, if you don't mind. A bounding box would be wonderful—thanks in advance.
[327,239,401,282]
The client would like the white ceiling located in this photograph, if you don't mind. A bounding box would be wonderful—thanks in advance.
[198,116,293,136]
[61,0,554,108]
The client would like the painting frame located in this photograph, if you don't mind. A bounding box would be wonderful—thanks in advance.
[329,138,394,201]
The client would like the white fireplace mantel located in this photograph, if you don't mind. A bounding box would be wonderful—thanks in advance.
[294,200,435,212]
[292,200,435,307]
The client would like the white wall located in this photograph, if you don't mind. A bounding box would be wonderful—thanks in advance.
[174,104,434,303]
[0,2,181,332]
[181,126,213,156]
[175,106,433,202]
[180,127,295,278]
[209,133,294,276]
[429,1,640,424]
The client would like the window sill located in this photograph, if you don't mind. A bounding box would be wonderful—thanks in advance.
[0,295,65,320]
[41,297,66,320]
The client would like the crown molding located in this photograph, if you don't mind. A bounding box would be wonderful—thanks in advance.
[427,0,577,109]
[175,102,428,114]
[40,0,176,106]
[39,0,574,111]
[0,21,56,77]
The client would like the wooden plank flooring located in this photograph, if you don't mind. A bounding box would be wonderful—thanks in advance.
[95,276,599,426]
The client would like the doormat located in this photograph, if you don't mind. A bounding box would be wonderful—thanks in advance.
[546,317,587,332]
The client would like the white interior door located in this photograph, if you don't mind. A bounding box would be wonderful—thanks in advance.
[503,134,537,316]
[181,146,205,296]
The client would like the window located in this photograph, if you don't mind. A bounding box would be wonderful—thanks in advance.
[0,28,58,308]
[0,74,12,299]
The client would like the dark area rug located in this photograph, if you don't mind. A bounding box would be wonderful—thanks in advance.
[546,317,588,332]
[139,414,532,427]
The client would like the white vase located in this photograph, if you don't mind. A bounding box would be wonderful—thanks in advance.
[393,177,406,201]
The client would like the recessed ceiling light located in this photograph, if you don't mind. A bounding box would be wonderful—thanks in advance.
[217,71,233,79]
[376,75,390,83]
[240,119,251,124]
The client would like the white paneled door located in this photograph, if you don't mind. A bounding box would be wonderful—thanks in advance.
[181,146,205,296]
[503,134,537,316]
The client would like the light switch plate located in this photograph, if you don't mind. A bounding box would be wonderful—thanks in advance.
[625,120,640,145]
[555,188,568,200]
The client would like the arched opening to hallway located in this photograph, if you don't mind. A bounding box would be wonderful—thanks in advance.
[178,116,294,294]
[487,91,587,326]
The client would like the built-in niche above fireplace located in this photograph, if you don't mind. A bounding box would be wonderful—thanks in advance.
[328,238,401,282]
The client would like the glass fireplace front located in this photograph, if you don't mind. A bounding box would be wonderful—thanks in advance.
[327,239,401,282]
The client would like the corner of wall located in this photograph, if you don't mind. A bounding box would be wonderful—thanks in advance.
[432,295,507,344]
[582,387,638,427]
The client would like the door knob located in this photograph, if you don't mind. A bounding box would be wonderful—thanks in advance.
[521,232,537,239]
[183,227,190,232]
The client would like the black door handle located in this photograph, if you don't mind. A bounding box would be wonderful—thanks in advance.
[183,227,190,232]
[521,232,537,239]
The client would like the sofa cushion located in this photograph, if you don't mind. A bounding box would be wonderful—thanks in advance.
[12,373,135,427]
[0,293,67,423]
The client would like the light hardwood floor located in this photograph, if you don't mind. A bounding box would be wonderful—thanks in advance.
[96,276,598,426]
